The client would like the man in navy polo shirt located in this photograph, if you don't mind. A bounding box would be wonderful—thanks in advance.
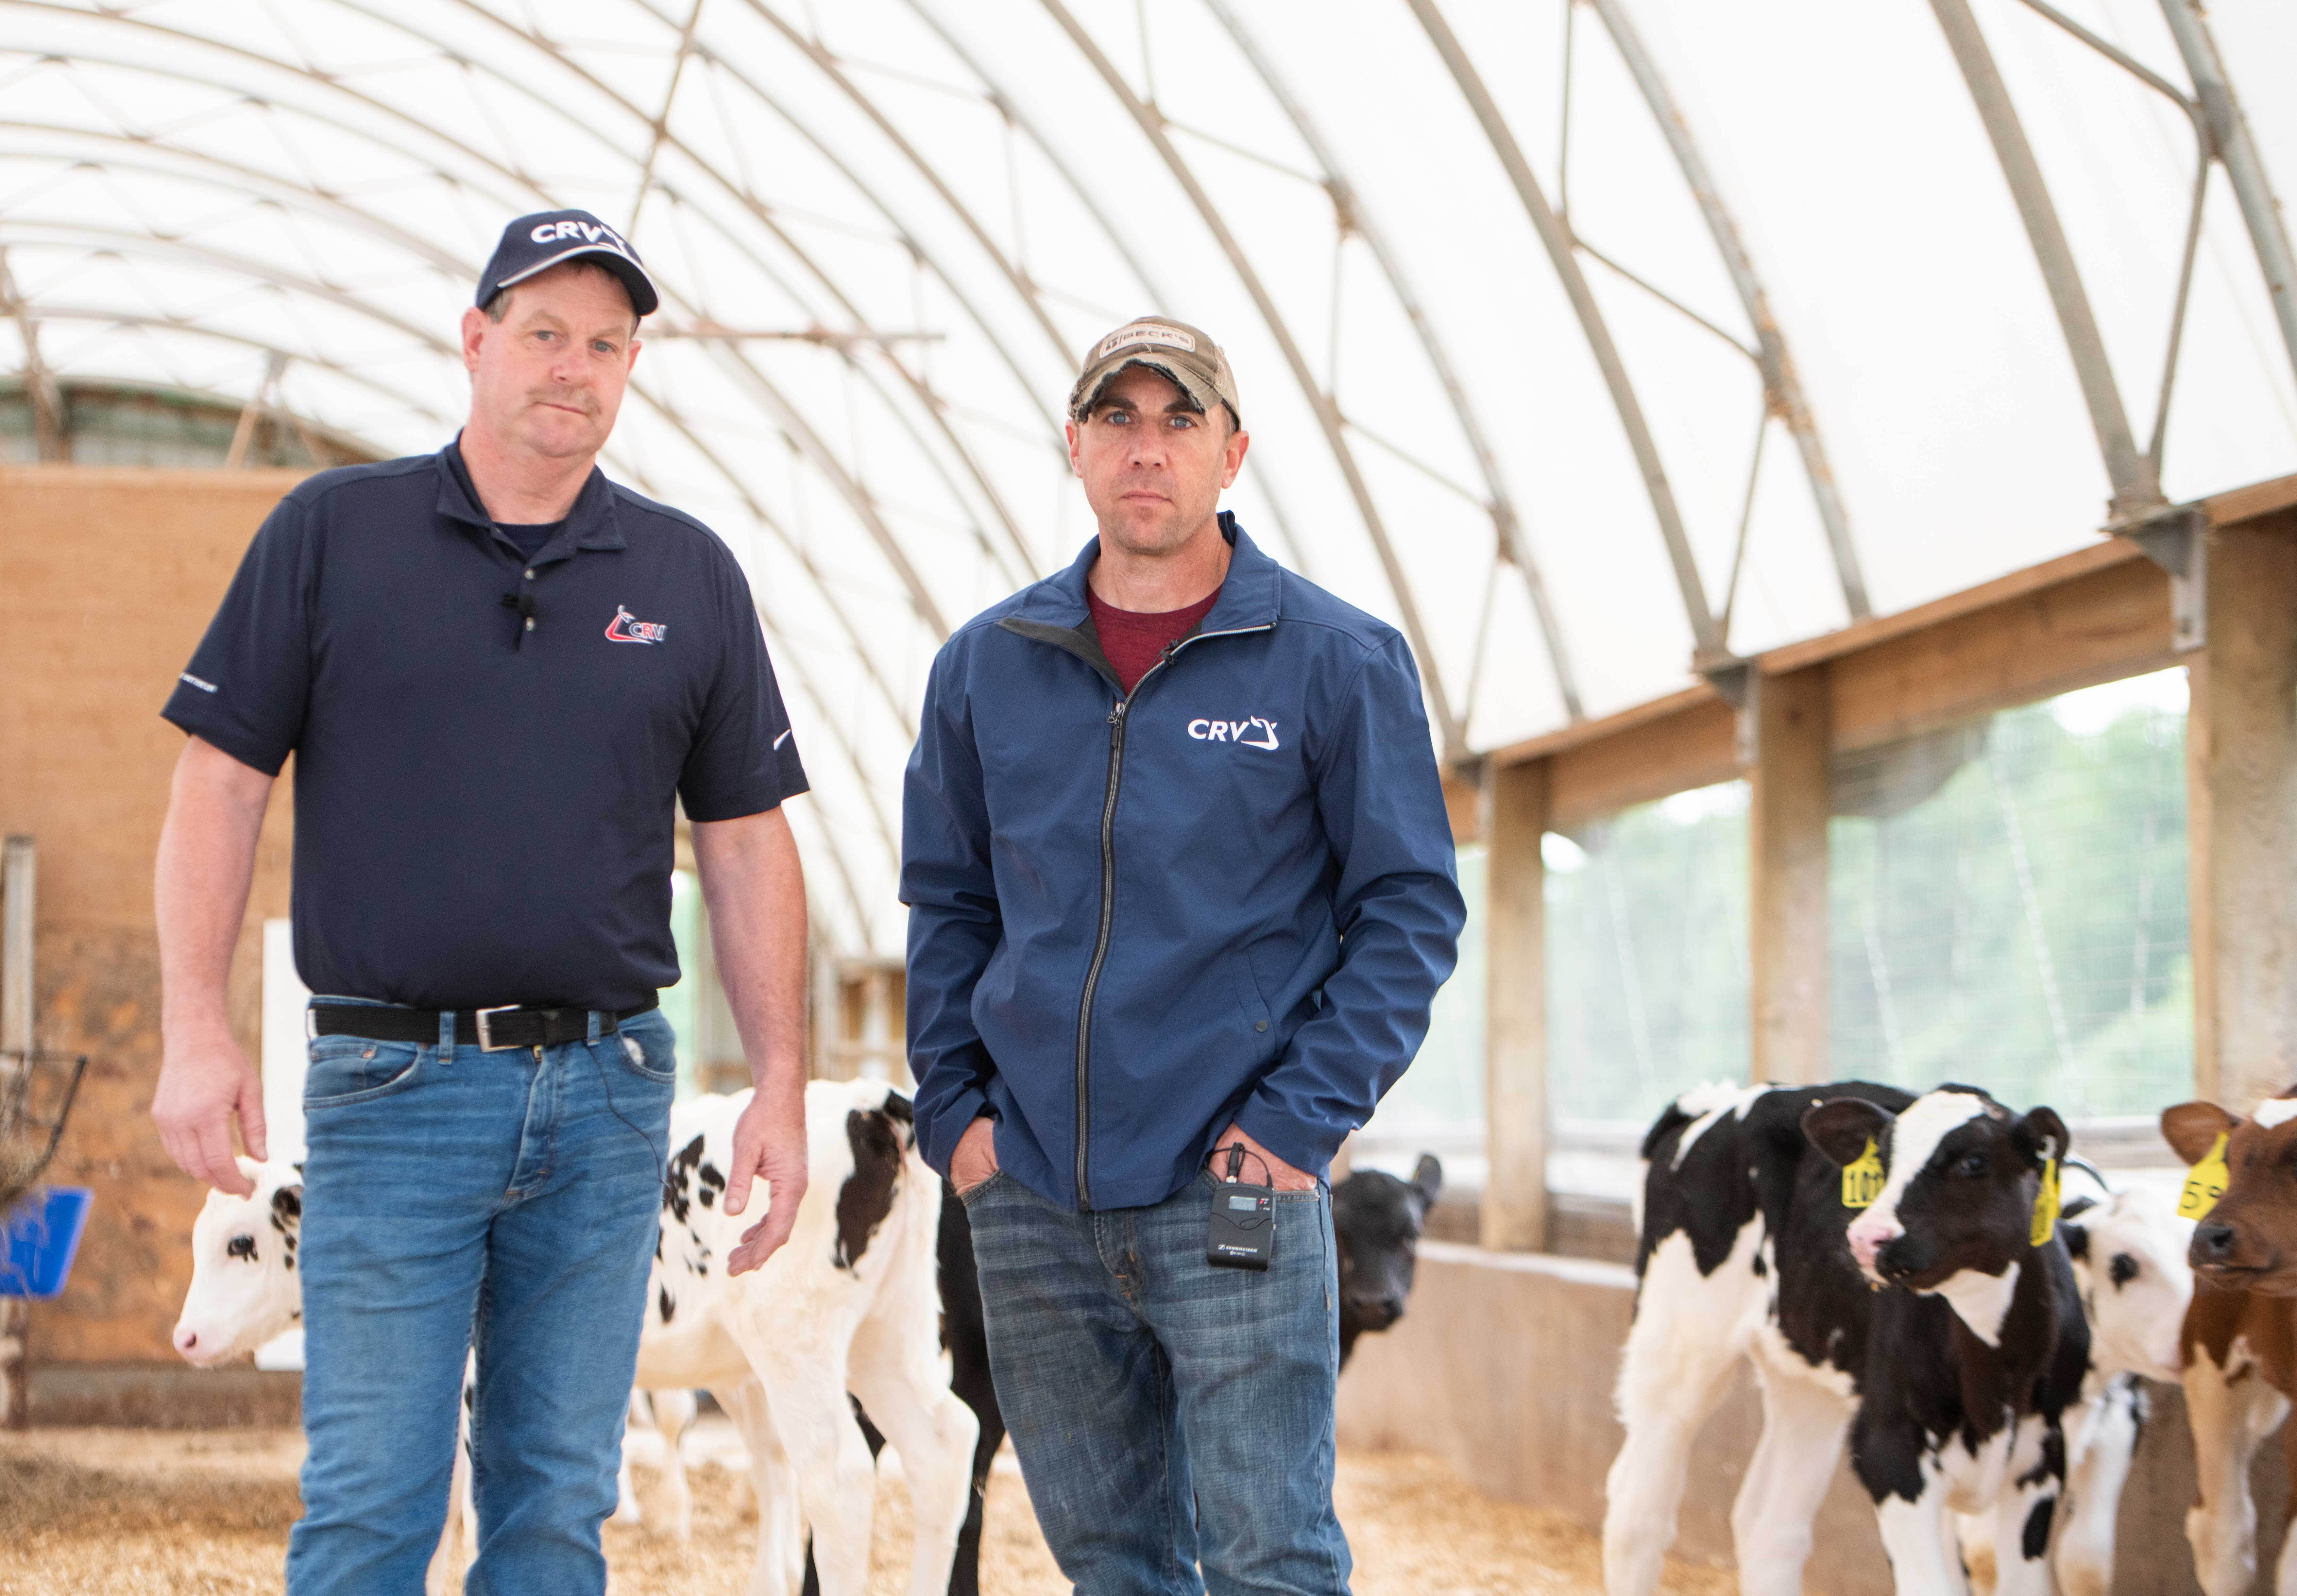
[151,211,811,1594]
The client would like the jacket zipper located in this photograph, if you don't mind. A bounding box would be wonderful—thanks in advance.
[1071,622,1272,1209]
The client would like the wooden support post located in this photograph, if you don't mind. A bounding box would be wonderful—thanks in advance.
[1746,667,1831,1085]
[2187,515,2297,1109]
[1483,758,1549,1253]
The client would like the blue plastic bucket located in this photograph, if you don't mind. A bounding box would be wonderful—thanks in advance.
[1,1186,93,1300]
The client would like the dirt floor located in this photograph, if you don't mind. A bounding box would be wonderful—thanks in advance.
[0,1425,1733,1595]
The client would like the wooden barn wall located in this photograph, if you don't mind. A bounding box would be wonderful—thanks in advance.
[0,467,306,1382]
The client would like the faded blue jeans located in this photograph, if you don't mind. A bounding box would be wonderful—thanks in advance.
[286,998,675,1596]
[960,1167,1351,1596]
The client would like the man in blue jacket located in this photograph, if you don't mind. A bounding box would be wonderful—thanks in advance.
[902,316,1464,1594]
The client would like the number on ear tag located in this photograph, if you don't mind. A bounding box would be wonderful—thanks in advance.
[1842,1138,1884,1209]
[2031,1156,2062,1246]
[2178,1132,2231,1220]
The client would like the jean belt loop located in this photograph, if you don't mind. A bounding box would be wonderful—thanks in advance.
[587,1009,604,1045]
[438,1009,457,1056]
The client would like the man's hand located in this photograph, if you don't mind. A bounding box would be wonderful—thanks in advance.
[950,1115,999,1195]
[723,1086,807,1275]
[153,736,275,1197]
[1215,1121,1318,1192]
[153,1025,266,1197]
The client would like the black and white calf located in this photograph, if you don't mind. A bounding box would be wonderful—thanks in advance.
[1603,1081,2088,1596]
[1332,1155,1442,1367]
[174,1079,975,1596]
[639,1079,978,1596]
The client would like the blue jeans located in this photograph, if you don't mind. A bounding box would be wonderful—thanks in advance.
[286,999,675,1596]
[961,1168,1351,1596]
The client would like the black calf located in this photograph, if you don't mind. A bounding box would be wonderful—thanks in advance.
[1333,1154,1441,1367]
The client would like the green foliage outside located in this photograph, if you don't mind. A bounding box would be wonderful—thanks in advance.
[1161,674,2194,1151]
[1531,675,2192,1128]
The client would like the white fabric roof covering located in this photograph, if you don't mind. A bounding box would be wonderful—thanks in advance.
[5,0,2294,954]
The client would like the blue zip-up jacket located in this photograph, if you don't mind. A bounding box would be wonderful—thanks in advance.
[901,516,1465,1212]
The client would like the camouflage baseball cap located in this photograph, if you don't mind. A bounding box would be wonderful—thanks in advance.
[1067,316,1241,427]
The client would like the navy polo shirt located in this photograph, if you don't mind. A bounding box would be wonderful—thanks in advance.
[162,440,808,1012]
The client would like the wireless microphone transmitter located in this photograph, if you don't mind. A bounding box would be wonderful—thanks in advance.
[1207,1179,1276,1272]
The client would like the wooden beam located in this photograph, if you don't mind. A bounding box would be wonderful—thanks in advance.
[1828,555,2175,753]
[2187,511,2297,1109]
[1487,684,1720,770]
[1483,759,1549,1253]
[1756,538,2147,677]
[1747,668,1830,1085]
[1548,699,1737,833]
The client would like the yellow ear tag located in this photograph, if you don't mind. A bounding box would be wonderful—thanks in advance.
[2031,1156,2062,1246]
[1842,1137,1884,1209]
[2178,1131,2231,1220]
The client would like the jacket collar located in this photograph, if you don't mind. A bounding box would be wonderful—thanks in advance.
[1025,512,1281,633]
[435,434,627,559]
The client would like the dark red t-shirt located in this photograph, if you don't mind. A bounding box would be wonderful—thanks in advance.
[1087,587,1220,695]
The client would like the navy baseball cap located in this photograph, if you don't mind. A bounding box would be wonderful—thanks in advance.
[477,210,659,318]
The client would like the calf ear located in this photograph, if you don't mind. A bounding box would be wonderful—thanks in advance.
[2015,1106,2070,1167]
[2162,1101,2239,1164]
[1410,1154,1443,1208]
[1802,1097,1891,1167]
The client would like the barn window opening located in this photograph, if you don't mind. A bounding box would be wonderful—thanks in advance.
[1828,668,2190,1118]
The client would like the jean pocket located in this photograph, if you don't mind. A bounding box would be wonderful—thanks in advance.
[1272,1183,1326,1204]
[303,1037,425,1108]
[613,1019,678,1085]
[956,1169,1008,1208]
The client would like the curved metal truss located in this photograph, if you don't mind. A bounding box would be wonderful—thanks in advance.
[3,0,2291,954]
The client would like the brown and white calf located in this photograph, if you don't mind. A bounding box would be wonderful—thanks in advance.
[2161,1091,2297,1596]
[1604,1081,2089,1596]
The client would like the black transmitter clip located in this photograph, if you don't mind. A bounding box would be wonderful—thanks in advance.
[1206,1143,1276,1271]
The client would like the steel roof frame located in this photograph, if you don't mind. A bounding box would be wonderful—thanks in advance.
[1039,0,1468,761]
[1203,0,1587,724]
[1587,0,1872,625]
[1405,0,1724,672]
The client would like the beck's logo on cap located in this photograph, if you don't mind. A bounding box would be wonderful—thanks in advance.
[1097,322,1197,359]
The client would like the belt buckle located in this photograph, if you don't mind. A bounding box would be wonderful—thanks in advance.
[474,1005,521,1052]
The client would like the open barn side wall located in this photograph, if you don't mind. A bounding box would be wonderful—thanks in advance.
[0,467,307,1422]
[1335,1243,2288,1596]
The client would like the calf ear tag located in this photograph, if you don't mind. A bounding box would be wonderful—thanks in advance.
[2031,1157,2062,1247]
[1842,1138,1884,1209]
[2178,1132,2231,1220]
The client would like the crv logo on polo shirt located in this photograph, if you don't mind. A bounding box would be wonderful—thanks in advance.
[605,605,668,644]
[1187,715,1279,751]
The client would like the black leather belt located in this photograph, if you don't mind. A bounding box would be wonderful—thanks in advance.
[310,1000,657,1052]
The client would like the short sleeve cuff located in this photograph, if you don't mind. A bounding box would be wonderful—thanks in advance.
[160,698,290,779]
[679,773,807,823]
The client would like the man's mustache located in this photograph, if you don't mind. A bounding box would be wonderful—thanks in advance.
[527,388,599,415]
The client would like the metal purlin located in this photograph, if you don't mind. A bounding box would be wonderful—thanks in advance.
[1404,0,1724,670]
[1587,0,1871,624]
[1037,0,1468,762]
[1202,0,1587,723]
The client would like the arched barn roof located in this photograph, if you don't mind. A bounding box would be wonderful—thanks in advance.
[5,0,2294,954]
